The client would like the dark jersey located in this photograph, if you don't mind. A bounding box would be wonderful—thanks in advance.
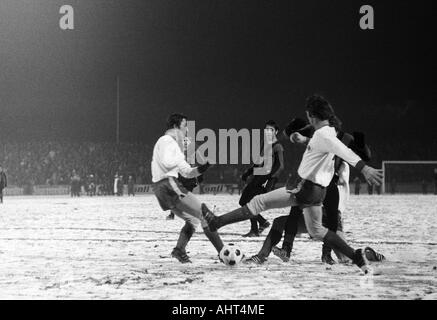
[270,142,285,178]
[243,141,284,180]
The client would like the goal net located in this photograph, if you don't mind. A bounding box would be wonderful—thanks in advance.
[381,161,437,194]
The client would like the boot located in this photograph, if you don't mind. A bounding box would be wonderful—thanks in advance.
[201,204,254,232]
[321,244,336,265]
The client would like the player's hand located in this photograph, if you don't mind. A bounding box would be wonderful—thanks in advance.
[290,132,308,144]
[197,162,212,174]
[361,165,383,186]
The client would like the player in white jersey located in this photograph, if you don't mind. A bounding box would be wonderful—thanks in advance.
[245,118,383,264]
[201,95,383,273]
[151,114,224,263]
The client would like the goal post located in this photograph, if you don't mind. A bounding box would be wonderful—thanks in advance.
[381,161,437,194]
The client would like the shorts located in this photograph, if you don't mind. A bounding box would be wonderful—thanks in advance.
[152,177,189,211]
[289,179,326,208]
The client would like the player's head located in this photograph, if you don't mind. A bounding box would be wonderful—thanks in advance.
[166,113,188,150]
[166,113,188,133]
[305,94,342,129]
[265,120,279,143]
[265,120,279,133]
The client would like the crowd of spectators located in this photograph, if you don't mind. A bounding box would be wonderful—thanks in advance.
[0,141,153,187]
[1,138,436,188]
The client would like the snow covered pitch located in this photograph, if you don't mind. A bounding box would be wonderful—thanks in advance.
[0,194,435,299]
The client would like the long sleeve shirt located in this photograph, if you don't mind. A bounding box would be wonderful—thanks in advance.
[151,135,199,183]
[297,126,365,187]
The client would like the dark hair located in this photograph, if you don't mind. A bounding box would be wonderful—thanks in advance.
[166,113,187,130]
[265,120,279,132]
[305,94,342,130]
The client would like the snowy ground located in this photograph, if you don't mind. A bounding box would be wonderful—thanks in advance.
[0,194,436,300]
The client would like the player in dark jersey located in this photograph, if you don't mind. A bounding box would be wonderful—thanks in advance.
[239,120,284,237]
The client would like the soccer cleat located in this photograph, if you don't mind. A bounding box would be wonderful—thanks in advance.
[321,252,337,265]
[243,254,267,265]
[272,246,291,262]
[242,230,259,237]
[201,203,219,232]
[171,247,192,264]
[352,248,373,275]
[364,246,386,262]
[258,221,271,234]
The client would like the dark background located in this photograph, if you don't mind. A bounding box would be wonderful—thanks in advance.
[0,0,435,154]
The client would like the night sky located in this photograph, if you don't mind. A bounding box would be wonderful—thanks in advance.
[0,0,435,143]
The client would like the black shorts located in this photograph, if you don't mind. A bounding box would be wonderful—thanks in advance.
[289,179,327,208]
[152,177,189,211]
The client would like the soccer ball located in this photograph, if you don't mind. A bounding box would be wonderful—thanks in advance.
[219,243,243,266]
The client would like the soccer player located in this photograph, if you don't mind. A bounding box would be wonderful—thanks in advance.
[201,95,383,273]
[239,120,284,237]
[151,113,224,263]
[0,165,7,204]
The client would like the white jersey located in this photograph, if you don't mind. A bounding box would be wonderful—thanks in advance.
[151,134,199,183]
[297,126,364,187]
[337,162,350,213]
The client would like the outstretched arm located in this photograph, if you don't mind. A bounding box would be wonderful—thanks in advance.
[320,135,382,186]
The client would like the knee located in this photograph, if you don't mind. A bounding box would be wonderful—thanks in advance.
[246,194,265,215]
[186,221,198,231]
[185,218,200,231]
[306,223,327,241]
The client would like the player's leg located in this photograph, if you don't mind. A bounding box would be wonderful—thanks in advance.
[171,208,199,263]
[331,210,349,263]
[254,177,279,235]
[245,215,288,264]
[242,218,260,237]
[153,178,223,259]
[321,180,340,264]
[239,177,267,237]
[0,189,3,203]
[256,214,270,235]
[202,187,296,232]
[273,206,304,262]
[175,192,224,254]
[303,205,371,273]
